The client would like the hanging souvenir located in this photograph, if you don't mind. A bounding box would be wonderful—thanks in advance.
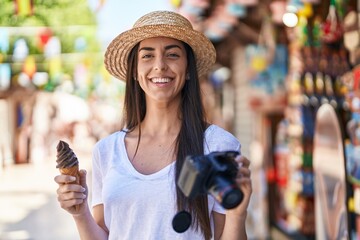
[344,11,359,50]
[344,4,360,65]
[204,24,227,42]
[301,169,314,196]
[287,0,304,10]
[321,0,343,44]
[209,65,231,89]
[245,19,276,74]
[297,2,313,19]
[226,3,246,18]
[245,16,289,111]
[269,1,287,24]
[180,0,208,16]
[312,17,322,48]
[204,3,238,42]
[324,74,338,108]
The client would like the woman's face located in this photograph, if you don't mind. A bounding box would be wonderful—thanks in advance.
[136,37,188,103]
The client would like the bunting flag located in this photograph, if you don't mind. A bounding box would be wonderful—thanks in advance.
[170,0,182,8]
[48,56,62,83]
[0,64,11,91]
[13,38,29,62]
[23,56,36,78]
[0,29,9,54]
[38,28,52,51]
[14,0,33,16]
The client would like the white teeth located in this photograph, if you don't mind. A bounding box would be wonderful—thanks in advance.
[151,78,171,83]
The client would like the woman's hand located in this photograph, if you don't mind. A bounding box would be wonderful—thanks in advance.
[54,169,89,216]
[228,155,252,217]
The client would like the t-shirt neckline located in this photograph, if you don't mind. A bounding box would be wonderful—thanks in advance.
[118,130,175,179]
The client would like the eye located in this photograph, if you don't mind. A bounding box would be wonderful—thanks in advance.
[167,52,180,58]
[141,53,153,59]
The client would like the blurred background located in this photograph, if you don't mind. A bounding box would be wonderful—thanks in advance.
[1,0,360,239]
[0,0,172,239]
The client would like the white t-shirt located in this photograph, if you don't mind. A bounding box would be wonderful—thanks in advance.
[91,124,241,240]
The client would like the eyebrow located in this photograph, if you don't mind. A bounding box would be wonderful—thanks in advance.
[138,44,182,52]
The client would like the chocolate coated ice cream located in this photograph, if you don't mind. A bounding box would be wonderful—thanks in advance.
[56,140,79,168]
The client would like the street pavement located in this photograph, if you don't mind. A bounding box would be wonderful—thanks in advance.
[0,149,92,240]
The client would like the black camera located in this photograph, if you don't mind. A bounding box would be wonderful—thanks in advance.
[177,151,243,209]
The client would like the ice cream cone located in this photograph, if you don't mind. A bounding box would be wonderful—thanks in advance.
[56,140,81,211]
[59,165,81,211]
[59,165,80,184]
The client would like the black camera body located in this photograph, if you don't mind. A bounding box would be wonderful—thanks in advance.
[177,151,243,209]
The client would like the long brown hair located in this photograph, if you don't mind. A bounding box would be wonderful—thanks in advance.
[122,42,211,240]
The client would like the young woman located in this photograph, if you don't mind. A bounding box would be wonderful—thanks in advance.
[54,10,252,240]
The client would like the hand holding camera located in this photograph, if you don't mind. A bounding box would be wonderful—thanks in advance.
[177,151,243,209]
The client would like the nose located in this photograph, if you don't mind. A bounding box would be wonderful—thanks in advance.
[153,56,167,71]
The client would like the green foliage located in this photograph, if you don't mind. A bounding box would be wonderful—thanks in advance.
[0,0,97,26]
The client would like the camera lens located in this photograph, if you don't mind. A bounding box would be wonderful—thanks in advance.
[222,187,243,209]
[209,176,243,209]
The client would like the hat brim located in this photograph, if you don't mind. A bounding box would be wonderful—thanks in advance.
[104,24,216,81]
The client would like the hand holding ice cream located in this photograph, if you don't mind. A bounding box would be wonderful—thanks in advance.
[54,140,87,214]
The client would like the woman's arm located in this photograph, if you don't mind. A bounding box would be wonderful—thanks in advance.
[214,156,252,240]
[55,170,108,240]
[73,204,108,240]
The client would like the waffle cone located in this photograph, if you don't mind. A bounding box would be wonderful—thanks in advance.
[59,164,80,211]
[59,165,80,185]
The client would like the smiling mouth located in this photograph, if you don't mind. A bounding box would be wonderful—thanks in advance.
[151,77,172,83]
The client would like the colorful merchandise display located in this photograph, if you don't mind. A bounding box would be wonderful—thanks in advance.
[268,0,358,239]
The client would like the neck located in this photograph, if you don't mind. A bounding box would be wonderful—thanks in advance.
[140,102,182,137]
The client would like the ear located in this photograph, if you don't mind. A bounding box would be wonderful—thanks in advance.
[186,72,190,80]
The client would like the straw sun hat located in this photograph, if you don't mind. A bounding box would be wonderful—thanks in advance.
[104,10,216,81]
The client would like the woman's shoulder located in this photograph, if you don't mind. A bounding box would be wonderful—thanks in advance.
[94,130,125,150]
[204,124,241,152]
[91,130,126,174]
[205,124,237,139]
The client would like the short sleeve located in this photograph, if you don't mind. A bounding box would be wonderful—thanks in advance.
[204,125,241,154]
[208,195,226,214]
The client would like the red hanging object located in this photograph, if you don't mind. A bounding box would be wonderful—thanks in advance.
[321,4,343,44]
[38,28,52,50]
